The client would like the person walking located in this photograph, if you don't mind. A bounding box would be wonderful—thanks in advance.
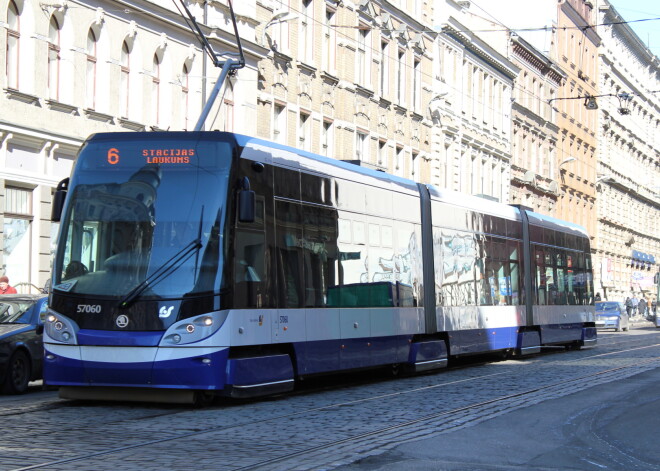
[0,276,18,294]
[638,297,647,319]
[625,297,633,317]
[631,295,639,316]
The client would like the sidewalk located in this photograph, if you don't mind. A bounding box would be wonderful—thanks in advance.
[629,315,656,326]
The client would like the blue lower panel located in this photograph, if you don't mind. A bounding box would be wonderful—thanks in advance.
[409,340,447,365]
[295,340,341,374]
[225,354,293,387]
[540,323,583,344]
[448,327,517,356]
[44,349,86,386]
[45,347,230,390]
[298,335,410,375]
[152,349,229,390]
[84,359,153,387]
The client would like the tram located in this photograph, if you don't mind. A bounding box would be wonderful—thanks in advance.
[43,131,596,403]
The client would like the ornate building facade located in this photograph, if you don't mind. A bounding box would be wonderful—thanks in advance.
[554,0,600,238]
[0,0,262,289]
[594,0,660,302]
[255,0,434,181]
[429,1,517,203]
[509,36,565,214]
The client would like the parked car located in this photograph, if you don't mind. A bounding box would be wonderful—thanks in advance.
[0,294,48,394]
[595,301,629,332]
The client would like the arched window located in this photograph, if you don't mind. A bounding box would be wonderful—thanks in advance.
[48,15,62,101]
[6,0,20,89]
[181,63,190,130]
[120,40,131,118]
[85,29,98,109]
[151,53,161,125]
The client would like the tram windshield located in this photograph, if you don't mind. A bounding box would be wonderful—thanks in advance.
[53,135,233,300]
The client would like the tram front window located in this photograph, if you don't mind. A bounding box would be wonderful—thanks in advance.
[54,137,232,300]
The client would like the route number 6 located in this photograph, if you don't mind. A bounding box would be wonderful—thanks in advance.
[108,148,120,165]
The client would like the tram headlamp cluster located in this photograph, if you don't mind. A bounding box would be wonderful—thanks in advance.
[161,314,222,346]
[44,311,79,344]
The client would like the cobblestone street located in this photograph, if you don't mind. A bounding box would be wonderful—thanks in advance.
[0,324,657,471]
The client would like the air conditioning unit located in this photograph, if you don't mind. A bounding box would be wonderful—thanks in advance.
[522,170,535,184]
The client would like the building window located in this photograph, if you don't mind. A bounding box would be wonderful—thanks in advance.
[299,0,314,63]
[412,152,420,180]
[273,103,286,144]
[3,187,33,287]
[413,58,421,111]
[322,119,334,157]
[152,53,161,126]
[356,130,368,162]
[181,63,190,130]
[299,111,311,151]
[323,8,336,72]
[395,145,404,176]
[378,139,387,168]
[357,26,370,86]
[380,41,389,97]
[48,16,62,101]
[222,81,234,132]
[6,0,20,90]
[85,29,98,110]
[397,49,405,105]
[120,40,131,119]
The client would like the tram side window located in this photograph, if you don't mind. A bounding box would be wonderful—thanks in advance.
[535,247,546,305]
[478,236,514,306]
[302,205,338,307]
[275,200,304,308]
[439,230,476,307]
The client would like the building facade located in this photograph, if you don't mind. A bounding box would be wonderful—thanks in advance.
[430,1,517,203]
[509,36,565,214]
[0,0,263,290]
[553,0,600,237]
[255,0,434,181]
[593,0,660,302]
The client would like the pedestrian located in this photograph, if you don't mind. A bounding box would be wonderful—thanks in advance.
[638,297,647,318]
[631,295,639,316]
[652,298,657,316]
[595,292,602,301]
[0,276,17,294]
[625,297,633,317]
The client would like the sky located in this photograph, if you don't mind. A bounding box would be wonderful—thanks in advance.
[607,0,660,57]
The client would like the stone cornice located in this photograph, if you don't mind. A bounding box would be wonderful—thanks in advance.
[440,17,520,81]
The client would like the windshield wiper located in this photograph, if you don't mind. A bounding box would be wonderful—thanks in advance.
[118,238,203,309]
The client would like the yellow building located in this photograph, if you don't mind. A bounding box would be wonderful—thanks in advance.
[553,0,600,238]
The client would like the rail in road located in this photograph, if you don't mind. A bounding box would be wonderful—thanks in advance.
[1,328,659,471]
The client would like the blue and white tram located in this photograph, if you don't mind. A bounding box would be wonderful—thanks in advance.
[44,131,596,403]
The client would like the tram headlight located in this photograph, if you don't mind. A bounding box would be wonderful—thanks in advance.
[160,312,225,346]
[44,310,79,344]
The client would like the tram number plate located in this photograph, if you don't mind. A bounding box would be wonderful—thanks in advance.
[77,304,102,314]
[279,315,289,324]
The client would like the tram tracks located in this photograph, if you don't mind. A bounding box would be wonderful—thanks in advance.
[7,341,660,471]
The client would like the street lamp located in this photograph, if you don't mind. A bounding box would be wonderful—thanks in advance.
[261,11,298,48]
[559,156,576,169]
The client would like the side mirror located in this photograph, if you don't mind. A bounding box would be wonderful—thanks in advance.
[36,324,44,335]
[238,177,255,223]
[51,178,69,222]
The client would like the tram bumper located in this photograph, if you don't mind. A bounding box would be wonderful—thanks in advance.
[45,343,230,389]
